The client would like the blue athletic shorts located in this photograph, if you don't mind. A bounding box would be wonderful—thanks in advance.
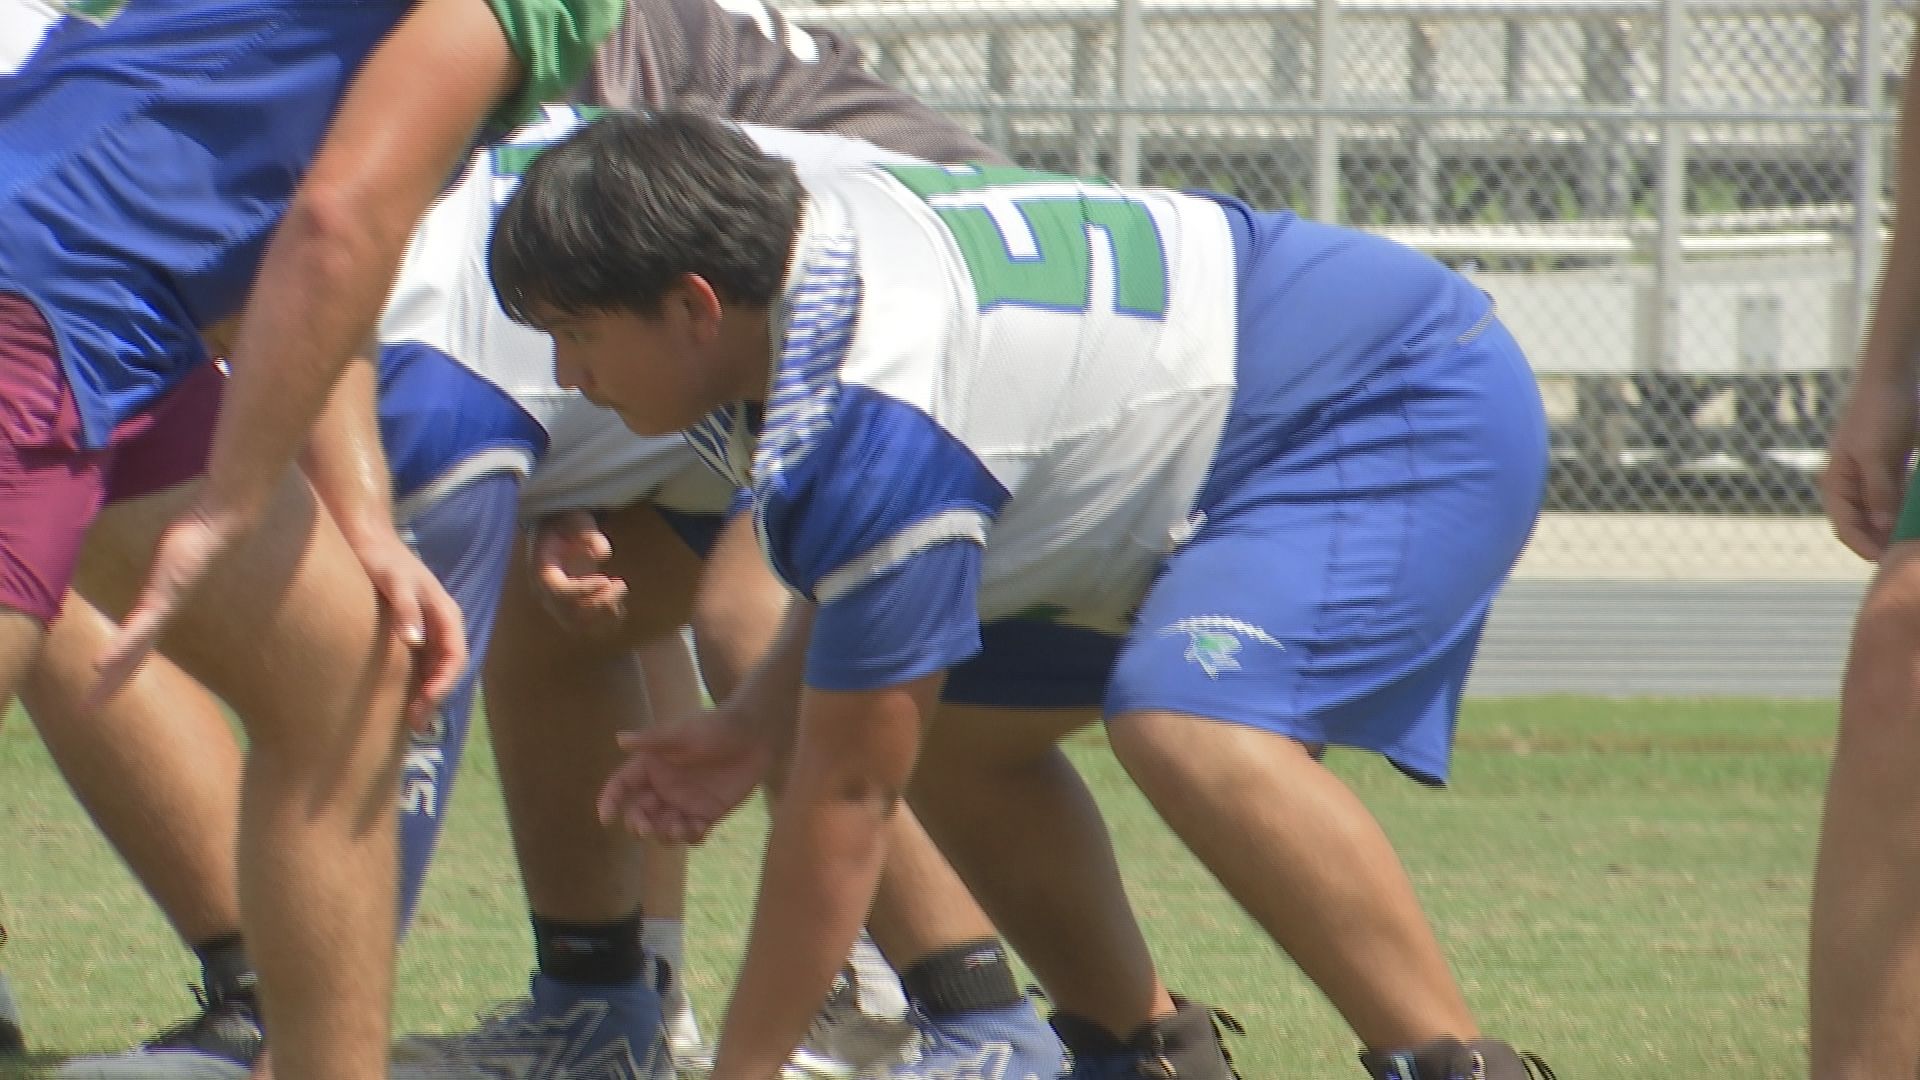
[395,469,522,932]
[958,209,1548,785]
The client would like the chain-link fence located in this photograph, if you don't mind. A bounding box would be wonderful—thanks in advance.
[778,0,1915,691]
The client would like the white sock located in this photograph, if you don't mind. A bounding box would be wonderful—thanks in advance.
[641,917,686,975]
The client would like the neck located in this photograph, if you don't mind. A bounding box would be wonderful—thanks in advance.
[718,304,776,405]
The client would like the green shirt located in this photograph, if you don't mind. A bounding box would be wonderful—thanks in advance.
[486,0,625,127]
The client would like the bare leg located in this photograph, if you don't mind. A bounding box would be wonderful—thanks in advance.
[85,472,412,1080]
[22,595,242,946]
[1107,710,1476,1049]
[1811,543,1920,1080]
[907,705,1174,1039]
[635,635,700,925]
[483,503,702,924]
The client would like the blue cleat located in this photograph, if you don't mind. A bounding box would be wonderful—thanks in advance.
[867,998,1066,1080]
[391,970,671,1080]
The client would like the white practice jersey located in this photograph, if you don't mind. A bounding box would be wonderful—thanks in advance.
[694,160,1240,673]
[378,105,916,518]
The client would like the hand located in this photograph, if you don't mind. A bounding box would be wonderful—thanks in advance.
[598,707,771,844]
[528,511,627,637]
[92,499,247,709]
[350,526,468,732]
[1822,373,1918,561]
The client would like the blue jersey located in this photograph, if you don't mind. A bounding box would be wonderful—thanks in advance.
[0,0,410,447]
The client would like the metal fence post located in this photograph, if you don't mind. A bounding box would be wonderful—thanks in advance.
[1313,0,1341,222]
[1581,17,1633,221]
[1655,0,1689,373]
[1115,0,1145,186]
[1072,25,1104,178]
[1411,19,1441,224]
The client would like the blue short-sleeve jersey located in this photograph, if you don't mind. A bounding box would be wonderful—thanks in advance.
[0,0,409,446]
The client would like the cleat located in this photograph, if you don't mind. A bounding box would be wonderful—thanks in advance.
[864,998,1064,1080]
[391,970,670,1080]
[677,963,910,1080]
[654,954,711,1075]
[1052,997,1240,1080]
[0,970,22,1057]
[1359,1037,1556,1080]
[58,985,262,1080]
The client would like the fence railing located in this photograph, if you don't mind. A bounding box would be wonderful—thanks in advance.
[791,0,1912,521]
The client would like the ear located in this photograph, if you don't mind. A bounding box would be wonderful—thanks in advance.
[673,273,724,345]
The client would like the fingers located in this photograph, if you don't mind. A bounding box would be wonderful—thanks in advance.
[405,578,469,732]
[596,739,729,843]
[1825,456,1898,562]
[530,513,627,633]
[90,595,168,709]
[91,521,220,709]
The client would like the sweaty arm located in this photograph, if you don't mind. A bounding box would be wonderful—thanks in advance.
[202,0,523,530]
[709,462,997,1078]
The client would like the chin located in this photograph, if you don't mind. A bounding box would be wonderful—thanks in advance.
[613,408,672,437]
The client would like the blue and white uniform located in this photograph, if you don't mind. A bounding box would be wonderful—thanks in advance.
[373,109,921,920]
[695,163,1549,784]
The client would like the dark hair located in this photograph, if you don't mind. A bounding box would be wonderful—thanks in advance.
[489,109,804,322]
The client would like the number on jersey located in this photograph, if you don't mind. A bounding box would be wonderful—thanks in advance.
[883,165,1169,320]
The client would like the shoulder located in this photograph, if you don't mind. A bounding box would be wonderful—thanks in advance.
[482,0,626,127]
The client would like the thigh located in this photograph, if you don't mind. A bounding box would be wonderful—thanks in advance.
[86,468,407,755]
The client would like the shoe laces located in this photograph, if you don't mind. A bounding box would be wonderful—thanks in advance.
[1516,1052,1556,1080]
[145,984,259,1051]
[1136,1002,1242,1080]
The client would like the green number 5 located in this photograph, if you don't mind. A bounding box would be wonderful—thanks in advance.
[885,165,1169,320]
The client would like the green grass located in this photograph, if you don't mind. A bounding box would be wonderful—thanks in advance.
[0,697,1834,1078]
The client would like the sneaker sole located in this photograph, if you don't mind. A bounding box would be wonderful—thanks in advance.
[57,1052,251,1080]
[674,1050,854,1080]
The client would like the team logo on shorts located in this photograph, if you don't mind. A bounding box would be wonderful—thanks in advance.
[1159,616,1284,678]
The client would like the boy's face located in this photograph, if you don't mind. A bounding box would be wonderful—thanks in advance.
[536,276,747,437]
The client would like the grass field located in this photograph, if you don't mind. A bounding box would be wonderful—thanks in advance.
[0,696,1832,1079]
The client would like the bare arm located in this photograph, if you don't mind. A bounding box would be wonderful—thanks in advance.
[1823,48,1920,558]
[207,0,520,529]
[302,353,468,726]
[711,675,941,1080]
[96,0,521,696]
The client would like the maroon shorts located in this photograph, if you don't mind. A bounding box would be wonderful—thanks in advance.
[0,294,220,624]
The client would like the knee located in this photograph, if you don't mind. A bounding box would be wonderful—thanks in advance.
[1840,560,1920,749]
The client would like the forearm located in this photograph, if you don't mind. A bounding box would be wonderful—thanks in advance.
[711,770,894,1080]
[711,682,933,1080]
[203,203,403,522]
[201,0,519,522]
[1858,49,1920,388]
[301,349,396,547]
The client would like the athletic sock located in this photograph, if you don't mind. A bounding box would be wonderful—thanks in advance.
[533,910,648,987]
[190,933,257,1003]
[899,939,1021,1017]
[640,916,685,976]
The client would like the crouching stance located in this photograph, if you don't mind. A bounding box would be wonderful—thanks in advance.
[492,110,1554,1080]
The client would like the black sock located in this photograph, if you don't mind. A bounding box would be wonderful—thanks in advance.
[190,934,257,1003]
[900,939,1021,1016]
[532,910,646,987]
